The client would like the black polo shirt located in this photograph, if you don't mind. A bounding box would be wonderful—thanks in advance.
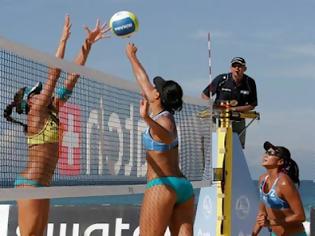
[203,73,257,107]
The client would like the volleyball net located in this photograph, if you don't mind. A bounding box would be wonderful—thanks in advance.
[0,37,212,200]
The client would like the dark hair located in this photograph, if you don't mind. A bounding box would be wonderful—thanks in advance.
[264,141,300,186]
[153,76,183,114]
[282,157,300,186]
[3,88,28,132]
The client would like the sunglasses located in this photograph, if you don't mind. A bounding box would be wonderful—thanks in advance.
[265,150,278,156]
[231,63,245,68]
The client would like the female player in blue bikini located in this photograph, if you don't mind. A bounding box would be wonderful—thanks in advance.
[126,43,194,236]
[4,15,110,236]
[252,141,306,236]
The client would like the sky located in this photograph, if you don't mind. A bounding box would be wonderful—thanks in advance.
[0,0,314,180]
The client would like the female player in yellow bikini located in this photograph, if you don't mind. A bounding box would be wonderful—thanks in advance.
[4,15,110,236]
[126,43,195,236]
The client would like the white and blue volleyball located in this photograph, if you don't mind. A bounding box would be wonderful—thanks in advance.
[110,11,139,38]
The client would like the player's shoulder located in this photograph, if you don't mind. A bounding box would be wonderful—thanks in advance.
[278,173,293,185]
[244,74,255,82]
[214,73,230,81]
[276,173,299,194]
[156,112,176,131]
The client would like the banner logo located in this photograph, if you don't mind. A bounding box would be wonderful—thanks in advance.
[235,195,250,219]
[58,103,81,175]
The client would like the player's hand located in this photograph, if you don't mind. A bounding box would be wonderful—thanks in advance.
[126,42,137,58]
[60,14,71,42]
[139,97,149,119]
[84,19,111,43]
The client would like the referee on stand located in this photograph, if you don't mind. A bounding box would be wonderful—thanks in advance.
[201,57,258,149]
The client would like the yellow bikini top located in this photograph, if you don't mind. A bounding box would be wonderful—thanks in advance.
[27,114,59,146]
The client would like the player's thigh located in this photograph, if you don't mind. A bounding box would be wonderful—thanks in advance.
[140,185,177,235]
[169,197,195,236]
[17,199,50,235]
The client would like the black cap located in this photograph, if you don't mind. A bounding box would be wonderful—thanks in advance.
[153,76,183,113]
[153,76,183,97]
[263,141,291,160]
[231,57,246,66]
[153,76,166,94]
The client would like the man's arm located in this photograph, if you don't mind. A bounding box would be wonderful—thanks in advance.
[246,77,258,109]
[201,90,210,100]
[232,104,255,112]
[201,75,222,100]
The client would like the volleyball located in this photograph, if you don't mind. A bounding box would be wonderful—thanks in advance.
[109,11,139,38]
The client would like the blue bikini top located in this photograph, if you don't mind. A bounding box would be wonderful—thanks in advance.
[260,175,290,209]
[143,110,178,152]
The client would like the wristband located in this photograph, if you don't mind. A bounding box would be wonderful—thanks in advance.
[56,87,72,101]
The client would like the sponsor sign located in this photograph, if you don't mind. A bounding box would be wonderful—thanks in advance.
[231,134,269,236]
[4,205,172,236]
[194,186,217,236]
[58,103,81,176]
[0,205,9,236]
[194,133,270,236]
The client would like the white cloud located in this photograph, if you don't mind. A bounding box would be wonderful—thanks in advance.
[180,77,209,97]
[285,43,315,58]
[265,63,315,80]
[247,108,315,150]
[190,29,232,41]
[251,41,315,80]
[241,108,315,180]
[267,42,315,61]
[190,29,209,40]
[252,30,286,42]
[268,43,315,80]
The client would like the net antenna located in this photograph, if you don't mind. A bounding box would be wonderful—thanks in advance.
[207,32,214,180]
[207,32,214,109]
[207,33,212,95]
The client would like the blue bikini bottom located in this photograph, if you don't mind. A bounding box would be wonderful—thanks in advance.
[146,176,194,204]
[14,175,45,187]
[271,232,307,236]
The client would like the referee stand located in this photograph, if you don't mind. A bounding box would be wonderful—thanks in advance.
[194,102,267,236]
